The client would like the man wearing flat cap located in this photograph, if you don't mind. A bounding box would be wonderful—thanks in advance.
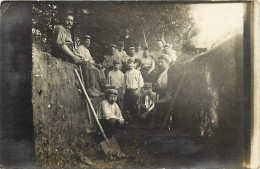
[107,60,125,111]
[103,44,120,76]
[116,41,129,65]
[128,47,137,59]
[76,35,104,97]
[124,58,144,121]
[139,83,157,127]
[162,43,177,62]
[154,54,170,99]
[97,88,125,138]
[140,47,155,83]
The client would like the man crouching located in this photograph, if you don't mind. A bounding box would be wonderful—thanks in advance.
[97,89,125,138]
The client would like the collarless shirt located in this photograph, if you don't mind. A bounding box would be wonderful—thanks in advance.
[97,100,123,120]
[76,45,94,63]
[107,70,125,89]
[125,69,144,89]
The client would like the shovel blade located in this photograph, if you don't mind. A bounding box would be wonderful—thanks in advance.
[100,138,121,155]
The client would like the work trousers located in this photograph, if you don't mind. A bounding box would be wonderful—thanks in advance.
[116,87,124,113]
[81,63,96,89]
[100,118,121,138]
[124,89,139,120]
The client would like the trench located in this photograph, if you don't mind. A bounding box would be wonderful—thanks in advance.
[32,32,244,168]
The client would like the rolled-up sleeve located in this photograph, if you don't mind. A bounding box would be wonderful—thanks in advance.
[53,26,66,46]
[115,104,124,120]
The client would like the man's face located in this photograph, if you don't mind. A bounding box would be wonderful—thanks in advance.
[114,63,120,70]
[144,88,152,95]
[157,41,164,50]
[108,94,117,104]
[164,46,171,53]
[111,47,116,54]
[136,45,142,51]
[83,39,91,48]
[128,62,134,69]
[143,50,149,57]
[158,58,169,71]
[64,15,74,30]
[129,49,135,56]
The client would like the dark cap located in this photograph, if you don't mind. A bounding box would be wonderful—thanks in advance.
[64,9,74,17]
[127,58,134,63]
[143,83,152,89]
[134,58,141,63]
[164,43,172,48]
[113,60,120,64]
[143,47,149,51]
[82,35,91,40]
[106,89,118,95]
[103,85,117,90]
[159,54,171,63]
[129,47,135,50]
[111,44,117,48]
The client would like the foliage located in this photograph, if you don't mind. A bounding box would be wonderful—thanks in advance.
[32,2,192,57]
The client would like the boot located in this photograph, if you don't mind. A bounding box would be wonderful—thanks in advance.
[87,88,99,97]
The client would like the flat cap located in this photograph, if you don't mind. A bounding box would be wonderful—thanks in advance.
[159,54,171,63]
[143,83,152,88]
[82,35,91,40]
[129,47,135,50]
[127,58,134,63]
[143,47,149,51]
[110,44,117,48]
[164,43,172,48]
[113,60,120,64]
[103,85,117,90]
[106,89,118,95]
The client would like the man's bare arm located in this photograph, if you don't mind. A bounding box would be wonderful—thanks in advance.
[148,59,155,74]
[60,44,81,63]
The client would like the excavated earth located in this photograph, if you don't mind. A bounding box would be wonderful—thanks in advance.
[32,32,244,168]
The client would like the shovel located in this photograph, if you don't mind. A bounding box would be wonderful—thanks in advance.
[75,69,121,156]
[79,66,92,124]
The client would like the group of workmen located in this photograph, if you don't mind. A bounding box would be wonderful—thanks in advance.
[51,12,178,137]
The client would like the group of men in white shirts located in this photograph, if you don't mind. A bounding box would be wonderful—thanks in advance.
[52,13,178,137]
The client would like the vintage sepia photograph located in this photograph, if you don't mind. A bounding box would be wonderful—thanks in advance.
[1,1,259,168]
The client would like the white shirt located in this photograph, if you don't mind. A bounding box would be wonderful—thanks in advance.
[157,69,168,88]
[125,69,144,89]
[116,50,129,63]
[107,70,125,89]
[135,50,143,60]
[97,100,123,120]
[76,45,94,63]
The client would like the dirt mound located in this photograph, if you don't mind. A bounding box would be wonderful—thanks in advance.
[167,33,244,158]
[32,45,102,167]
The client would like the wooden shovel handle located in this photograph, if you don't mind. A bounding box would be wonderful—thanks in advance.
[75,69,108,140]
